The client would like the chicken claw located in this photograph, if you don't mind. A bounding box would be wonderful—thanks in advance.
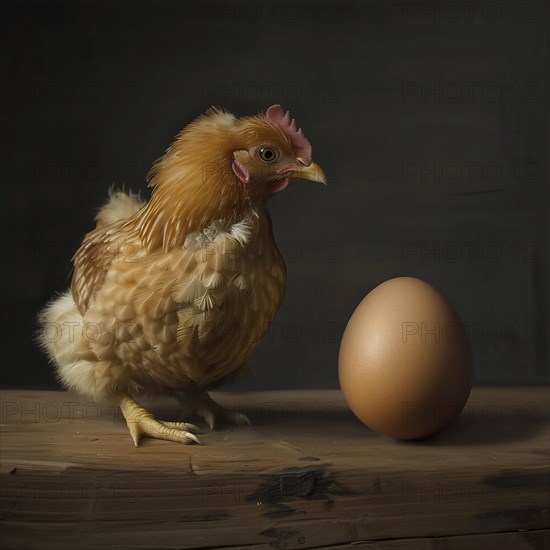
[195,393,251,431]
[118,394,201,446]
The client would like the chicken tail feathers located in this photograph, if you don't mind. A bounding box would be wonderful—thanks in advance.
[95,188,145,228]
[36,290,105,400]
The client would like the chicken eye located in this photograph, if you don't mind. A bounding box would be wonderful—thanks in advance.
[258,146,279,163]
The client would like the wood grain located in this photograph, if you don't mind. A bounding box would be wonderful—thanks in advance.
[1,388,548,549]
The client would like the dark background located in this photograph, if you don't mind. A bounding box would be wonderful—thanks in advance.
[1,1,547,390]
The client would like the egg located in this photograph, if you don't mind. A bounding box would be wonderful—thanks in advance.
[338,277,472,440]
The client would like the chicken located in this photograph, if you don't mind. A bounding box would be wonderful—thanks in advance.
[38,105,326,446]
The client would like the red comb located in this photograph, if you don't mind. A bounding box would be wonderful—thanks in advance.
[266,105,312,163]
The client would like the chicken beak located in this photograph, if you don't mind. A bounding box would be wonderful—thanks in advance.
[294,161,327,185]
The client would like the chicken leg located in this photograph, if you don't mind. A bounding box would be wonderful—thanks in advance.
[118,394,201,446]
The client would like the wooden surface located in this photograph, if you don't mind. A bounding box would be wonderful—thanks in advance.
[1,388,549,549]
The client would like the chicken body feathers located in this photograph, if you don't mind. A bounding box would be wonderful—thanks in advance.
[40,191,286,401]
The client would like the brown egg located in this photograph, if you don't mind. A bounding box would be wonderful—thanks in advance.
[338,277,472,440]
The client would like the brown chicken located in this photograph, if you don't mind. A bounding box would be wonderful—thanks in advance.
[39,105,326,445]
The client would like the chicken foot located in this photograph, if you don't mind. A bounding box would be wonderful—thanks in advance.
[194,392,252,430]
[118,393,201,446]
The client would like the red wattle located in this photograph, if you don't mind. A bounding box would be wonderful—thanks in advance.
[268,177,290,194]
